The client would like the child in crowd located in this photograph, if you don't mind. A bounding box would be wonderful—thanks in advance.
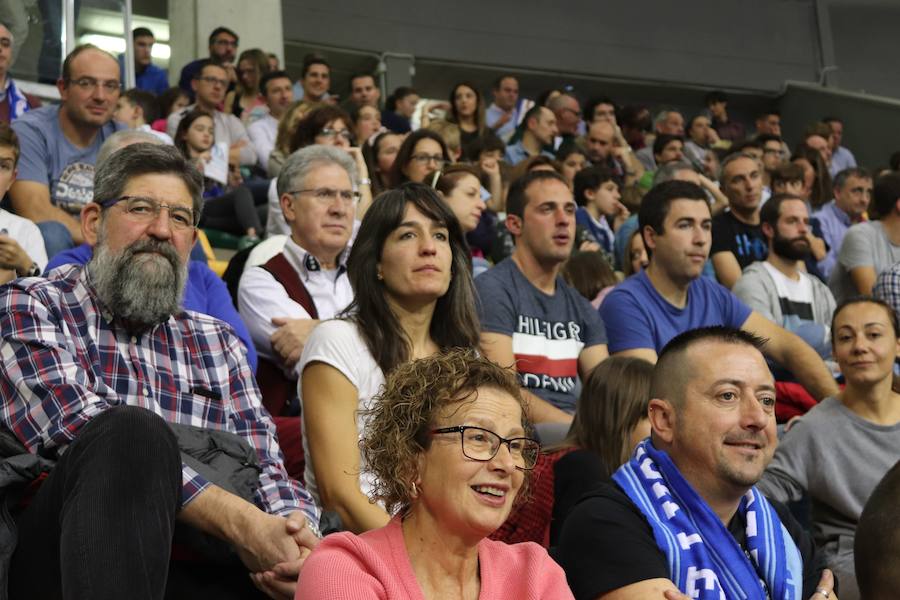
[573,165,629,257]
[0,126,47,283]
[174,108,263,246]
[113,88,173,144]
[151,86,190,134]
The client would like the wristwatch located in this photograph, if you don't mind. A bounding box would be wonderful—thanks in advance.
[17,262,40,277]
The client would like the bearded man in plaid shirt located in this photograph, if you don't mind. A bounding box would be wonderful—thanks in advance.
[0,143,318,599]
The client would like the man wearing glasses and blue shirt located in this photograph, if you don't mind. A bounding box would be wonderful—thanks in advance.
[0,143,319,599]
[10,44,125,257]
[167,60,257,168]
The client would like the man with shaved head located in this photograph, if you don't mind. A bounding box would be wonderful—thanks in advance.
[558,326,836,600]
[586,119,644,187]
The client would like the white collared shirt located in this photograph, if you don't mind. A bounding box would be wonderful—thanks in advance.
[237,236,354,372]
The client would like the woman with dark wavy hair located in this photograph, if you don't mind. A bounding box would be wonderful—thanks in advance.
[297,182,480,533]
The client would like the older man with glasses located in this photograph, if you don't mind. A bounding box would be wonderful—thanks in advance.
[167,60,257,167]
[1,143,320,599]
[238,145,357,413]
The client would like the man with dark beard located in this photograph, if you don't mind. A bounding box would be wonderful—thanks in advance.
[733,194,836,359]
[0,143,318,599]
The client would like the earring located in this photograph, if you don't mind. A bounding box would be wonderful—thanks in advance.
[376,272,384,280]
[411,481,419,498]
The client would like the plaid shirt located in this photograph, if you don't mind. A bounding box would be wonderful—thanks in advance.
[0,265,318,527]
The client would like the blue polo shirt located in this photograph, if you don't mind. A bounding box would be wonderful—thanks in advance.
[600,269,752,354]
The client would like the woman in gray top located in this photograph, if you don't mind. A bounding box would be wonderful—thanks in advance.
[758,297,900,600]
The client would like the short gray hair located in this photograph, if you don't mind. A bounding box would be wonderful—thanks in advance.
[96,130,166,169]
[93,143,204,218]
[654,109,680,131]
[276,144,358,197]
[653,161,696,187]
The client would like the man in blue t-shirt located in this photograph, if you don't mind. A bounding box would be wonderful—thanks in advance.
[10,44,124,256]
[476,170,609,423]
[600,180,838,402]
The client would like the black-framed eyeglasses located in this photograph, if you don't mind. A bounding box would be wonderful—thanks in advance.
[431,426,540,470]
[287,188,360,204]
[318,127,353,142]
[410,153,447,167]
[99,196,198,230]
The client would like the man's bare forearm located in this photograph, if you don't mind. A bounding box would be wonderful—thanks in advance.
[784,341,839,401]
[178,483,256,545]
[523,389,574,425]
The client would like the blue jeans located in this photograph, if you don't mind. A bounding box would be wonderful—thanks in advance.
[37,220,74,260]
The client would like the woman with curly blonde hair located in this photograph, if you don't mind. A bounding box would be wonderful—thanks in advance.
[296,349,574,598]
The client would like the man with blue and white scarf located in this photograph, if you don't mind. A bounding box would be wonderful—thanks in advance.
[557,326,838,600]
[0,22,40,123]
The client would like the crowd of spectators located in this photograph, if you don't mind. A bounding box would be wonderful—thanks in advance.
[1,19,900,600]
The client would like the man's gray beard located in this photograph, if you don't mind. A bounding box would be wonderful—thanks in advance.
[88,236,188,331]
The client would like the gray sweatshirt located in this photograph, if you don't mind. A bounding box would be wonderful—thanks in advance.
[757,397,900,600]
[733,261,835,358]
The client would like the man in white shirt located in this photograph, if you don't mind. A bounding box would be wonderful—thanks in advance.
[485,75,521,143]
[247,70,294,171]
[238,145,356,401]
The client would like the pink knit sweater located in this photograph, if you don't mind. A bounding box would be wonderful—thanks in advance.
[296,517,575,599]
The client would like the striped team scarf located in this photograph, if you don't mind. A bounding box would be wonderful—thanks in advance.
[4,79,30,120]
[613,440,803,600]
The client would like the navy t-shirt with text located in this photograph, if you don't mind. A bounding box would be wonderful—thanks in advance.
[475,259,607,413]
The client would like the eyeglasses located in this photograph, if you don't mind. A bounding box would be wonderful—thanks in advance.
[318,128,353,142]
[431,426,541,470]
[100,196,197,230]
[410,154,447,167]
[213,39,238,47]
[562,107,583,118]
[68,77,121,94]
[287,188,360,204]
[197,76,228,88]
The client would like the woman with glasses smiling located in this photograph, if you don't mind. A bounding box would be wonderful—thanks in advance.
[387,129,451,189]
[297,349,574,599]
[297,183,480,535]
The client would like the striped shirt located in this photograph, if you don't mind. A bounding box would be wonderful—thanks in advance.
[0,264,318,526]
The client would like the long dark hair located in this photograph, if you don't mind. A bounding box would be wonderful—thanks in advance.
[792,144,832,209]
[173,108,215,158]
[448,81,485,134]
[344,182,480,373]
[387,129,450,189]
